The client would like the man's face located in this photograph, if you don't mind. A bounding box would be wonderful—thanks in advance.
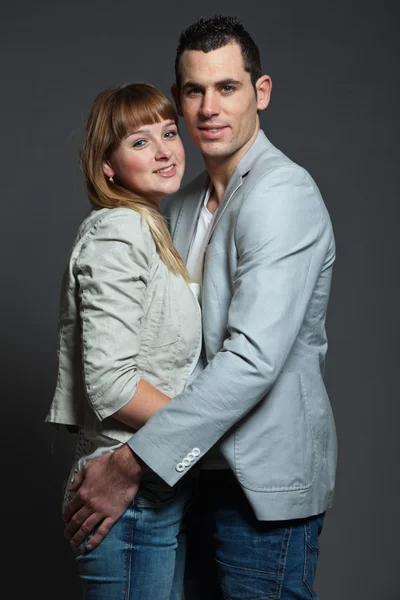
[175,43,270,164]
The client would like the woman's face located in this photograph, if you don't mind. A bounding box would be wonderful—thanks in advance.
[103,119,185,205]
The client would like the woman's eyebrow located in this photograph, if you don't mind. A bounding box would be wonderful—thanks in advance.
[125,121,176,138]
[125,128,149,138]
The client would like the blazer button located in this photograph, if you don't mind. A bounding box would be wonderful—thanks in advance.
[176,463,185,472]
[182,457,191,467]
[187,452,195,461]
[192,448,201,457]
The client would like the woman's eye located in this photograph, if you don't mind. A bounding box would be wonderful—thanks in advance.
[132,139,146,148]
[165,130,178,138]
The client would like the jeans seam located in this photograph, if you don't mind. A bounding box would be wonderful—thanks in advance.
[275,526,291,599]
[124,505,136,600]
[303,521,317,597]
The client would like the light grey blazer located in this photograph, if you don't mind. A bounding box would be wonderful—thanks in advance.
[46,207,202,443]
[129,130,337,521]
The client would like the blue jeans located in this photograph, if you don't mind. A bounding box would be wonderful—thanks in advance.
[74,473,196,600]
[184,470,325,600]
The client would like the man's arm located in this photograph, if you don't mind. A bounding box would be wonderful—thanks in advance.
[65,166,334,549]
[128,165,335,483]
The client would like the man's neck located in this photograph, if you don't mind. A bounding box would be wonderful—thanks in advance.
[203,126,260,210]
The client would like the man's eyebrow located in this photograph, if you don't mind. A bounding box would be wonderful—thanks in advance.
[216,79,243,87]
[182,79,243,90]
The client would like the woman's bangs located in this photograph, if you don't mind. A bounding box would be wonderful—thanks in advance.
[113,93,177,143]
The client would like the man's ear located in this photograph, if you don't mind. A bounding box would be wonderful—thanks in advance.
[256,75,272,111]
[171,84,183,117]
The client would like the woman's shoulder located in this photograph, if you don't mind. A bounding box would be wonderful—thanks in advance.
[77,207,152,244]
[69,207,156,269]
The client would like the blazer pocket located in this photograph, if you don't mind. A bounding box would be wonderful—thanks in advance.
[234,372,317,492]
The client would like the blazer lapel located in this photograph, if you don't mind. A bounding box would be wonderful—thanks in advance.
[209,131,273,238]
[172,172,209,262]
[172,131,273,255]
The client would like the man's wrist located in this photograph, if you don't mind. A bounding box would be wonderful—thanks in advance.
[122,443,149,476]
[129,447,149,476]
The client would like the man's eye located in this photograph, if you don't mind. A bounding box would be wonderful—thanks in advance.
[222,86,235,93]
[188,88,202,96]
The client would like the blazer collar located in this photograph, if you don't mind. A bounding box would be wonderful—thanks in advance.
[209,130,272,237]
[172,131,272,260]
[235,130,272,178]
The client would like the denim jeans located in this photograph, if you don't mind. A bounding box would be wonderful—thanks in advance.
[184,470,325,600]
[74,472,196,600]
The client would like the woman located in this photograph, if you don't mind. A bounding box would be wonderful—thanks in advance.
[45,83,202,599]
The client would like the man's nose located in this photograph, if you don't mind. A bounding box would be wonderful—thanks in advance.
[200,91,220,118]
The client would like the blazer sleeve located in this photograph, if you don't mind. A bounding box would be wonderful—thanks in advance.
[75,209,152,421]
[127,166,335,485]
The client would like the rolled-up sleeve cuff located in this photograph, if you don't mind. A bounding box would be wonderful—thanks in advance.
[88,373,140,421]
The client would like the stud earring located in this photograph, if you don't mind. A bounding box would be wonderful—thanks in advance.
[108,176,114,183]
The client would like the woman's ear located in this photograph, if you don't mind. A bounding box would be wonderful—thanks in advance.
[102,160,115,179]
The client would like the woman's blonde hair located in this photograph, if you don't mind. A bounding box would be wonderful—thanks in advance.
[80,82,190,282]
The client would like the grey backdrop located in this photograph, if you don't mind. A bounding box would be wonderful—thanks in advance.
[2,0,398,598]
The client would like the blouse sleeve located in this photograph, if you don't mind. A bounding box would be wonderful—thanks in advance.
[75,209,153,421]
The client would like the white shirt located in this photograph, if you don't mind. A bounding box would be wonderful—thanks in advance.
[186,185,215,293]
[186,185,229,470]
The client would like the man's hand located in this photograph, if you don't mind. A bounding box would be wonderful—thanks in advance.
[62,444,144,550]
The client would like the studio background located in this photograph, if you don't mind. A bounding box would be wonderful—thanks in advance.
[2,1,398,598]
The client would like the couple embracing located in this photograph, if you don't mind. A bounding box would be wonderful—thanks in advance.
[46,15,337,600]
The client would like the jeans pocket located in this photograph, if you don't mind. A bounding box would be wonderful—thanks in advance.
[135,476,180,509]
[216,559,283,600]
[215,525,291,600]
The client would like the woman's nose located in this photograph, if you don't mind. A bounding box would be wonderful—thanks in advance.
[155,141,172,160]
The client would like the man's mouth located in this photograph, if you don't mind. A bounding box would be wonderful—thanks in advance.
[198,126,228,139]
[198,125,227,130]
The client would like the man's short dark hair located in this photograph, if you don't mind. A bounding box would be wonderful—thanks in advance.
[175,15,262,89]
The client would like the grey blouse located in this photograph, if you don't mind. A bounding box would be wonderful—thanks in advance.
[46,207,202,444]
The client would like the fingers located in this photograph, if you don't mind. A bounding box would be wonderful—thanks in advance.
[70,513,104,548]
[85,517,116,551]
[64,504,96,543]
[62,488,85,525]
[68,468,85,492]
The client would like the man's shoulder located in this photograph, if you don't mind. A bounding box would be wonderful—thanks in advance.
[250,138,306,182]
[243,139,322,204]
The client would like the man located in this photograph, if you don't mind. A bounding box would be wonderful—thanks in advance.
[64,15,337,598]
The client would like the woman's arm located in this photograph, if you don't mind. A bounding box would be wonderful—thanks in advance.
[112,379,170,430]
[76,210,170,426]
